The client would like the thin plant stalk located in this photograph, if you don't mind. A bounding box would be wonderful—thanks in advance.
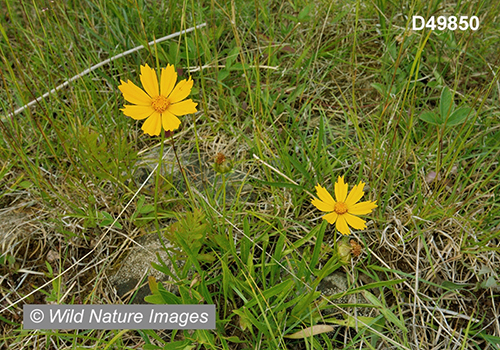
[171,134,195,205]
[153,131,165,235]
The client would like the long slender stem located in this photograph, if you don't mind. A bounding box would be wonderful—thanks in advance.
[171,134,195,205]
[222,173,227,217]
[153,131,165,233]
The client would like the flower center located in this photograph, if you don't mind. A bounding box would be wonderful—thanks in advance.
[334,202,348,215]
[151,95,170,113]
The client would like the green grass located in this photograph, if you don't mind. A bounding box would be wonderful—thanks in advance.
[1,0,500,349]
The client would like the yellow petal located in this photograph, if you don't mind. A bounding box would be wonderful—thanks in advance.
[141,114,162,136]
[344,213,367,230]
[140,64,160,98]
[315,184,335,206]
[335,176,348,202]
[312,198,334,212]
[160,64,177,98]
[322,211,338,224]
[349,201,377,215]
[345,181,365,207]
[118,80,152,105]
[121,105,154,120]
[168,77,194,103]
[335,215,350,235]
[167,99,198,116]
[161,110,182,132]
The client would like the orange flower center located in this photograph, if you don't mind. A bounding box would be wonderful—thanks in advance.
[334,202,348,215]
[151,95,170,113]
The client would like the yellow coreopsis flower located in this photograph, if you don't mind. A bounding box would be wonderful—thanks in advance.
[118,64,197,136]
[312,176,377,235]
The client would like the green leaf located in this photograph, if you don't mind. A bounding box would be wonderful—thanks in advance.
[282,13,299,23]
[19,180,32,189]
[218,69,230,81]
[298,4,313,21]
[291,290,321,317]
[309,220,327,269]
[313,255,342,280]
[286,152,310,179]
[480,276,498,289]
[244,279,294,308]
[0,313,17,326]
[292,46,310,69]
[45,261,54,277]
[233,307,270,336]
[192,329,216,346]
[144,279,181,304]
[325,315,381,329]
[439,86,454,118]
[419,111,441,125]
[213,234,231,251]
[139,204,155,214]
[160,340,194,350]
[241,218,251,263]
[226,47,239,67]
[363,291,407,332]
[99,211,122,229]
[282,220,324,256]
[476,330,500,346]
[221,260,231,300]
[0,254,15,265]
[231,63,250,70]
[441,281,472,290]
[371,83,387,96]
[446,107,474,126]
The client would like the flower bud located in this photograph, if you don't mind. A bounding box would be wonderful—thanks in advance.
[337,237,352,264]
[213,152,233,174]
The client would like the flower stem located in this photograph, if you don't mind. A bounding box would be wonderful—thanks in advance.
[153,131,165,234]
[222,173,227,216]
[170,134,196,205]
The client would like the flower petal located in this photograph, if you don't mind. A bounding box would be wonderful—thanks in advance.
[315,184,335,206]
[322,211,338,224]
[345,181,365,207]
[140,64,160,98]
[118,80,152,105]
[160,64,177,98]
[312,198,334,212]
[168,99,198,116]
[168,77,194,103]
[121,105,154,120]
[349,201,377,215]
[161,110,182,132]
[335,215,350,235]
[141,114,162,136]
[344,213,367,230]
[335,176,348,202]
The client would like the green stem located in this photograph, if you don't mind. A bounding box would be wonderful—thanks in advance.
[171,134,195,206]
[222,173,227,216]
[153,131,165,233]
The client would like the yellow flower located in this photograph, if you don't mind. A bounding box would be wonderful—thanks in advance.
[312,176,377,235]
[118,64,197,136]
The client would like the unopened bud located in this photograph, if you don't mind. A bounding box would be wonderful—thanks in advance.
[337,237,352,264]
[213,153,233,174]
